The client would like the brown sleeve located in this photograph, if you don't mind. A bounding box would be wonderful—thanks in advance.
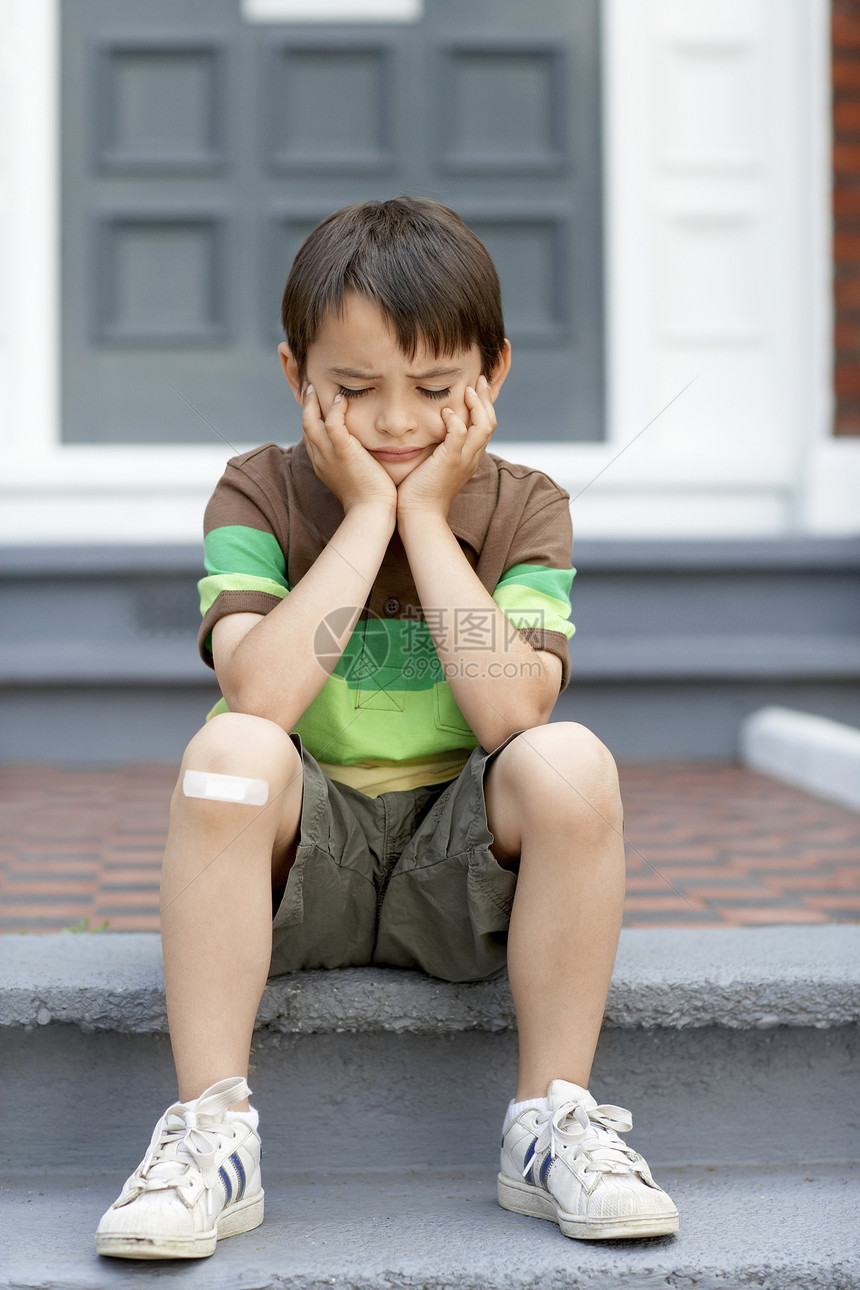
[497,471,575,692]
[197,446,291,668]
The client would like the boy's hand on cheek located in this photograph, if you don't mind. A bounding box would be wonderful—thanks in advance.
[302,386,396,515]
[396,376,496,523]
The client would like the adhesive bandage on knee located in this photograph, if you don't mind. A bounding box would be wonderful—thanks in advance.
[182,770,269,806]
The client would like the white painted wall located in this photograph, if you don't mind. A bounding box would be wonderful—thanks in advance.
[0,0,854,543]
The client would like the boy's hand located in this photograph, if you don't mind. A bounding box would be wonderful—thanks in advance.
[302,386,396,515]
[396,376,496,521]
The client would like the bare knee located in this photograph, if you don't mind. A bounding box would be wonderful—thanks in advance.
[182,712,297,774]
[498,722,622,831]
[172,713,301,818]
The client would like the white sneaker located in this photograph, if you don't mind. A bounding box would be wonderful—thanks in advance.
[498,1079,679,1240]
[96,1077,264,1259]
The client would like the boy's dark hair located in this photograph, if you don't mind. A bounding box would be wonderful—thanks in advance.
[281,197,505,381]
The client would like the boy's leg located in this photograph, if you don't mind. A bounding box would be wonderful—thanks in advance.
[160,712,304,1107]
[483,721,625,1098]
[97,712,299,1259]
[485,721,678,1239]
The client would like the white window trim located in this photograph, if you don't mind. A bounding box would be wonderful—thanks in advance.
[0,0,854,543]
[241,0,423,21]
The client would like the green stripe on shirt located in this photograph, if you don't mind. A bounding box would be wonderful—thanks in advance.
[333,619,442,692]
[494,562,576,601]
[492,563,576,639]
[204,525,289,583]
[200,525,290,616]
[492,585,576,638]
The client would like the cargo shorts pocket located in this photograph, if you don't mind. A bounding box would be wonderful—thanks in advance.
[373,846,516,983]
[268,734,379,977]
[269,844,378,976]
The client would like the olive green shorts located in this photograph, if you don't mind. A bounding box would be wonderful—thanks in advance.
[269,733,520,983]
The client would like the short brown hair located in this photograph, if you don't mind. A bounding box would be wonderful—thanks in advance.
[281,197,505,381]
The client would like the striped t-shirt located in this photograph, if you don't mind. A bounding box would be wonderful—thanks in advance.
[198,441,575,793]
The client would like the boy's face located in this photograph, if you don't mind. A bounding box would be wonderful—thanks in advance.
[279,294,510,484]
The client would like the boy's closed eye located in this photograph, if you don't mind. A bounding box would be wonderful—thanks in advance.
[335,384,452,401]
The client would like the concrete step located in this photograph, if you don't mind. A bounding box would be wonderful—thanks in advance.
[2,927,858,1288]
[4,925,859,1035]
[4,1165,858,1290]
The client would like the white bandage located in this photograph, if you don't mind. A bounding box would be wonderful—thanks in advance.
[182,770,269,806]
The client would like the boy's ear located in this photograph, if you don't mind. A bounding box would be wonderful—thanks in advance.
[487,340,512,400]
[278,342,303,405]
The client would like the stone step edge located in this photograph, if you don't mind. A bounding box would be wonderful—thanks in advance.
[740,704,860,811]
[2,925,857,1035]
[5,1169,859,1290]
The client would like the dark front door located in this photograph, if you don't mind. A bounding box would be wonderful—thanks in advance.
[61,0,603,446]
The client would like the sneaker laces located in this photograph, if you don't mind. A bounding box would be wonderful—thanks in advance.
[119,1078,250,1204]
[525,1096,649,1182]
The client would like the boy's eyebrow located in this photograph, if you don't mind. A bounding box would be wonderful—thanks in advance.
[329,367,381,380]
[409,366,462,380]
[329,365,463,381]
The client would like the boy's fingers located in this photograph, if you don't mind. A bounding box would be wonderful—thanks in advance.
[461,389,495,453]
[324,392,350,446]
[302,385,350,454]
[301,384,327,440]
[479,375,498,428]
[466,379,497,434]
[441,406,468,442]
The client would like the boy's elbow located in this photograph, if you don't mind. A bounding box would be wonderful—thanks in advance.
[476,692,556,752]
[223,678,292,732]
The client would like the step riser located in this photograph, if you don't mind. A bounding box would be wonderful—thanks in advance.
[6,680,860,762]
[4,1024,858,1176]
[4,538,859,762]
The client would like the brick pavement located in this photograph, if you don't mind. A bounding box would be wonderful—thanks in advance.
[0,763,858,934]
[619,764,860,927]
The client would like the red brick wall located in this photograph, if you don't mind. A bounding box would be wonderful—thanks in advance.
[833,0,860,434]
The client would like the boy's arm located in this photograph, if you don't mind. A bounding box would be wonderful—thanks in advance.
[212,389,396,731]
[397,379,565,752]
[398,512,562,750]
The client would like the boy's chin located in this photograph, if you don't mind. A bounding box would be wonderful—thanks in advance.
[380,457,425,481]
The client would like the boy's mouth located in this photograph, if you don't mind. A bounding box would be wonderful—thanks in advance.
[368,446,427,462]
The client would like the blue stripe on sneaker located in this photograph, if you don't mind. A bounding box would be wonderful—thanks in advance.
[218,1164,232,1203]
[523,1141,536,1178]
[231,1151,246,1202]
[539,1153,552,1188]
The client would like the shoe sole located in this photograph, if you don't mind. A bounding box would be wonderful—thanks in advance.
[498,1172,679,1241]
[96,1189,264,1260]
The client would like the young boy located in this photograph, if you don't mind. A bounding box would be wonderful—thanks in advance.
[96,197,678,1260]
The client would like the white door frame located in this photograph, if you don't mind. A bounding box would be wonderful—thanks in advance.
[0,0,854,542]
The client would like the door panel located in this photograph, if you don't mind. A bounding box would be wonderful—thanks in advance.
[61,0,603,445]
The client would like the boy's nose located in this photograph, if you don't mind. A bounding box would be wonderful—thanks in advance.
[374,402,417,437]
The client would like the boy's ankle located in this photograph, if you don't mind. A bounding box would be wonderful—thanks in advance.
[504,1095,549,1132]
[225,1107,259,1130]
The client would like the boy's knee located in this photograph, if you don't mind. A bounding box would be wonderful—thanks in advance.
[175,713,301,801]
[503,722,622,825]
